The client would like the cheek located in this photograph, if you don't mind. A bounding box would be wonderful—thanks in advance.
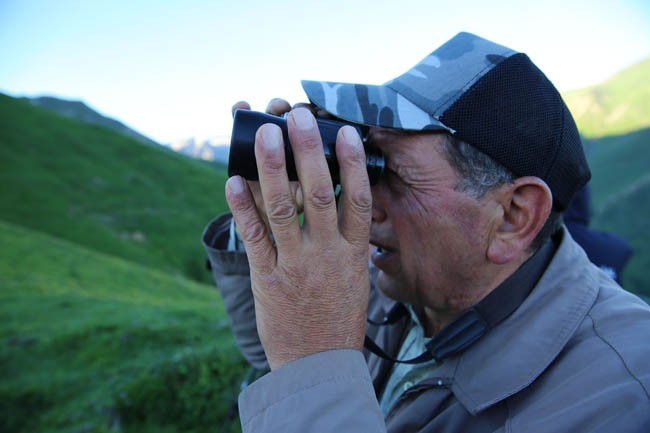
[394,193,488,267]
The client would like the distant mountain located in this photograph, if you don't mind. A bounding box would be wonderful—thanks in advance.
[563,58,650,138]
[170,137,230,164]
[23,94,232,165]
[25,96,160,147]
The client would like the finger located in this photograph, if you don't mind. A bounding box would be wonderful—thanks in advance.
[292,102,335,120]
[246,181,270,230]
[232,101,251,117]
[225,176,276,271]
[336,126,372,246]
[266,98,292,116]
[255,123,302,248]
[250,180,304,222]
[291,183,304,214]
[287,108,338,238]
[291,102,317,115]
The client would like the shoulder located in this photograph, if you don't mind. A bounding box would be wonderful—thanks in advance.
[510,277,650,432]
[582,278,650,396]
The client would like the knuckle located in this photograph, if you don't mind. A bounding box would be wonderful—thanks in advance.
[348,188,373,214]
[307,185,336,210]
[261,155,285,173]
[297,135,322,152]
[266,194,297,225]
[239,219,267,244]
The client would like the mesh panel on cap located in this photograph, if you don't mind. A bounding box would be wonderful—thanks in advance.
[440,53,590,210]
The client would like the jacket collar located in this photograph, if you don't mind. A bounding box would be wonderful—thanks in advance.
[446,227,600,414]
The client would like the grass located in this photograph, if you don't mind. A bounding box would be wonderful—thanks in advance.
[563,58,650,138]
[0,220,246,433]
[582,128,650,297]
[0,93,230,285]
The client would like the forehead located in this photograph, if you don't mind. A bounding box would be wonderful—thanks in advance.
[367,128,448,158]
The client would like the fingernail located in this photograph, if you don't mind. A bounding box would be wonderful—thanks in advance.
[291,107,315,131]
[227,176,245,194]
[341,125,362,147]
[261,124,281,150]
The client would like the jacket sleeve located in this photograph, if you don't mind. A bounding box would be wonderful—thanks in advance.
[239,349,387,433]
[202,213,269,370]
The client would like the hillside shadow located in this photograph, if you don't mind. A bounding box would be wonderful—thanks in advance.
[580,127,650,298]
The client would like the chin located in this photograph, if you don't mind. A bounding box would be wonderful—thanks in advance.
[375,271,409,303]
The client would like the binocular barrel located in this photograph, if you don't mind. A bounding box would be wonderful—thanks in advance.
[229,110,384,185]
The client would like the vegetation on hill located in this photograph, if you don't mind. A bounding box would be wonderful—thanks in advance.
[563,58,650,138]
[583,128,650,297]
[0,93,229,285]
[0,93,244,432]
[0,220,245,433]
[559,57,650,298]
[26,96,159,146]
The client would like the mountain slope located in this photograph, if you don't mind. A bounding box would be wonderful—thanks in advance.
[0,219,245,433]
[0,93,229,283]
[561,59,650,297]
[583,128,650,297]
[26,96,159,146]
[563,58,650,138]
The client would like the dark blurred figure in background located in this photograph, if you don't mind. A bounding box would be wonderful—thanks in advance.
[564,184,633,284]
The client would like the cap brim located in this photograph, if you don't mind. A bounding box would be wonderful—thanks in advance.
[301,80,452,132]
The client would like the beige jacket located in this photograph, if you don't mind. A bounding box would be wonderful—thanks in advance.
[203,217,650,432]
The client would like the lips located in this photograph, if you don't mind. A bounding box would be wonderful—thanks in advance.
[370,239,398,270]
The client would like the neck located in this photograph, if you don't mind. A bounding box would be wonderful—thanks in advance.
[418,253,535,338]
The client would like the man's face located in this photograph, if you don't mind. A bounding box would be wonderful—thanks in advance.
[368,129,499,314]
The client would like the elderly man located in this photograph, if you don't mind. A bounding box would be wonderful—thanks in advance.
[202,33,650,432]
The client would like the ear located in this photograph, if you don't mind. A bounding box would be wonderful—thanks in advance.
[487,177,552,265]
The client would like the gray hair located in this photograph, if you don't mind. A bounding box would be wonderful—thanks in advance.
[441,134,562,251]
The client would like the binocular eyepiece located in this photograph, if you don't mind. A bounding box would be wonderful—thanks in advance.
[228,110,385,185]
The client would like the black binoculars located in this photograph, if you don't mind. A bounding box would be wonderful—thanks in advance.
[228,110,385,185]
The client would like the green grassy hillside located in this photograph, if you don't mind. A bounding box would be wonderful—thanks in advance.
[26,96,159,146]
[560,58,650,297]
[0,93,229,284]
[583,128,650,296]
[0,219,245,433]
[563,58,650,138]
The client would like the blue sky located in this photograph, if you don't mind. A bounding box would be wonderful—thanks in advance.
[2,0,649,144]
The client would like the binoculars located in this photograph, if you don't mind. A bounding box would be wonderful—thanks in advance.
[228,110,385,185]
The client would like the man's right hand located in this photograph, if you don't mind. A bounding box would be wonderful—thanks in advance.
[225,107,372,369]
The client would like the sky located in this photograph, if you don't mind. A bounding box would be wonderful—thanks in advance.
[2,0,649,145]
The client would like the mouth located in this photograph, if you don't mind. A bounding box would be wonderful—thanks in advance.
[369,240,397,269]
[370,238,393,253]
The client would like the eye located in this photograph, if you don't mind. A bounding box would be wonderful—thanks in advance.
[383,165,408,193]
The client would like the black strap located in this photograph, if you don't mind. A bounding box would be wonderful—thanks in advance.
[365,308,488,364]
[364,335,434,364]
[364,238,555,364]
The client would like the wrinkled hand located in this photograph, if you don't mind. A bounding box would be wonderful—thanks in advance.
[225,107,372,370]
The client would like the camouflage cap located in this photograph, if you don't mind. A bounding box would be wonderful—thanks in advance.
[301,32,591,211]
